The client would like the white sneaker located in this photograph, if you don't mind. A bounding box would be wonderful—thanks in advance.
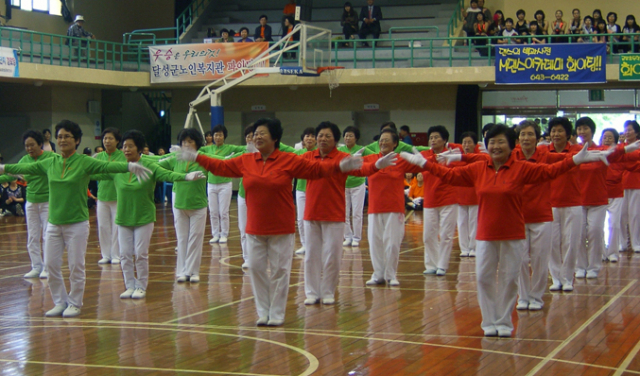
[24,269,41,278]
[45,304,67,317]
[62,304,81,318]
[241,263,249,269]
[176,275,188,283]
[484,328,498,337]
[39,270,48,279]
[256,317,268,326]
[528,302,543,311]
[469,250,476,257]
[111,258,121,264]
[562,284,574,292]
[304,298,319,305]
[365,278,385,286]
[609,254,619,262]
[343,239,352,246]
[586,270,598,279]
[120,288,135,299]
[351,241,360,247]
[98,258,111,264]
[219,237,228,244]
[267,319,284,326]
[497,329,512,337]
[460,251,470,257]
[423,269,437,275]
[322,298,335,305]
[549,282,562,291]
[388,279,400,286]
[516,301,529,310]
[190,275,200,283]
[209,237,219,244]
[436,269,446,276]
[295,247,305,255]
[131,288,146,299]
[575,270,586,278]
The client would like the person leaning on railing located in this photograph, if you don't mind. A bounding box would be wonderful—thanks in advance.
[621,15,640,53]
[578,16,595,43]
[528,21,546,44]
[66,15,95,58]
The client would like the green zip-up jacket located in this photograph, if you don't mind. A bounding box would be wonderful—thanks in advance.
[0,151,56,203]
[92,158,187,227]
[157,155,209,210]
[94,149,126,201]
[338,145,376,188]
[5,152,129,225]
[200,144,246,184]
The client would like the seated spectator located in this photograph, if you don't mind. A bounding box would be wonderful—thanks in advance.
[406,172,424,211]
[528,21,546,44]
[498,18,520,44]
[534,10,549,35]
[142,145,154,155]
[473,12,490,55]
[254,15,273,43]
[462,0,482,44]
[66,15,95,58]
[157,147,166,156]
[282,0,296,36]
[358,0,382,47]
[216,29,234,43]
[592,9,603,27]
[621,15,640,53]
[238,27,254,43]
[206,28,217,38]
[607,12,622,52]
[341,2,359,46]
[94,146,104,155]
[477,0,491,24]
[594,20,608,46]
[399,125,412,145]
[569,8,582,41]
[404,172,416,190]
[488,11,505,39]
[579,16,595,42]
[1,179,25,217]
[551,10,567,43]
[515,10,529,37]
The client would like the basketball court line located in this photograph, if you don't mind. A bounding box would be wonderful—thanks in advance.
[613,337,640,376]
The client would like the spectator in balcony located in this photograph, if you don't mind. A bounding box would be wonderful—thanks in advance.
[341,2,359,46]
[462,0,482,43]
[399,125,412,145]
[238,27,254,43]
[594,20,608,46]
[579,16,595,43]
[592,9,603,28]
[477,0,491,22]
[488,11,505,39]
[215,29,233,43]
[42,129,56,152]
[67,15,95,58]
[534,10,549,35]
[528,21,546,44]
[606,12,621,53]
[358,0,382,47]
[515,10,529,37]
[473,12,490,54]
[498,18,520,44]
[254,15,273,43]
[551,10,567,43]
[621,15,640,53]
[569,9,582,41]
[282,0,297,36]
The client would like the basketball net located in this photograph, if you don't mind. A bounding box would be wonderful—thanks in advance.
[321,67,345,98]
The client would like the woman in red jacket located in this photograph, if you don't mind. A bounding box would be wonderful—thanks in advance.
[401,124,599,337]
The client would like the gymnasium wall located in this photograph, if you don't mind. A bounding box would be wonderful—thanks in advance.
[488,0,639,24]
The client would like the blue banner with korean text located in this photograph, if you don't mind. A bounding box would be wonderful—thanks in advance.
[495,43,606,85]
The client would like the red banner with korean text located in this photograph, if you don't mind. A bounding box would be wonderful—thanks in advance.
[148,42,269,83]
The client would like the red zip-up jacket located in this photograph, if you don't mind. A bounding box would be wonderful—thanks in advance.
[546,143,583,208]
[420,145,463,209]
[424,153,576,241]
[364,154,423,214]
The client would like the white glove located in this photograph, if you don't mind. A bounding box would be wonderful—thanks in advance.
[399,147,427,168]
[436,150,462,165]
[572,144,603,165]
[185,171,206,181]
[478,141,488,154]
[625,140,640,153]
[0,164,4,174]
[169,145,180,154]
[339,155,363,172]
[353,148,364,157]
[375,152,397,169]
[128,162,152,183]
[175,146,198,162]
[537,139,551,146]
[246,142,258,153]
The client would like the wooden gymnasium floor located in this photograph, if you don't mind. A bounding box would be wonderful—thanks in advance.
[1,202,640,376]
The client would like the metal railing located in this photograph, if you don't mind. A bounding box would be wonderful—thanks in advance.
[447,0,465,37]
[176,0,211,40]
[123,27,178,45]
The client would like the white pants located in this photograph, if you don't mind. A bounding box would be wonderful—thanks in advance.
[207,182,232,238]
[457,205,478,254]
[625,189,640,252]
[476,239,526,332]
[368,213,405,281]
[25,201,48,271]
[344,184,366,243]
[173,206,207,277]
[97,200,119,260]
[606,197,624,257]
[423,204,458,271]
[246,233,295,321]
[44,221,90,308]
[295,191,306,248]
[118,222,154,290]
[550,206,583,286]
[303,221,345,300]
[238,195,248,262]
[518,222,551,306]
[577,205,606,273]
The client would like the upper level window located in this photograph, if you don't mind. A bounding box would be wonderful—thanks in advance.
[11,0,62,16]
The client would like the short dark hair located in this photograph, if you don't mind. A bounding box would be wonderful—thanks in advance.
[505,17,514,24]
[220,28,229,34]
[94,146,103,152]
[22,130,44,146]
[254,118,283,149]
[244,125,255,137]
[259,14,268,21]
[122,130,146,153]
[301,127,316,141]
[400,125,410,133]
[42,128,52,136]
[470,0,478,4]
[211,124,228,139]
[518,120,541,139]
[177,128,205,150]
[55,120,83,149]
[427,125,449,143]
[534,10,545,20]
[584,15,593,23]
[624,120,640,134]
[607,12,617,22]
[380,121,396,131]
[83,147,92,155]
[482,123,495,137]
[380,128,399,146]
[516,9,525,17]
[101,127,122,142]
[485,124,517,149]
[316,121,341,142]
[460,131,478,144]
[529,20,539,27]
[602,128,620,144]
[343,125,360,141]
[575,117,596,135]
[240,27,249,33]
[593,9,602,17]
[548,117,573,139]
[204,130,213,138]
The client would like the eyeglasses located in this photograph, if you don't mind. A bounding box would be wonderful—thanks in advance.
[57,135,74,140]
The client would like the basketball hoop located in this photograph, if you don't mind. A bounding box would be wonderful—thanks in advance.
[318,66,345,97]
